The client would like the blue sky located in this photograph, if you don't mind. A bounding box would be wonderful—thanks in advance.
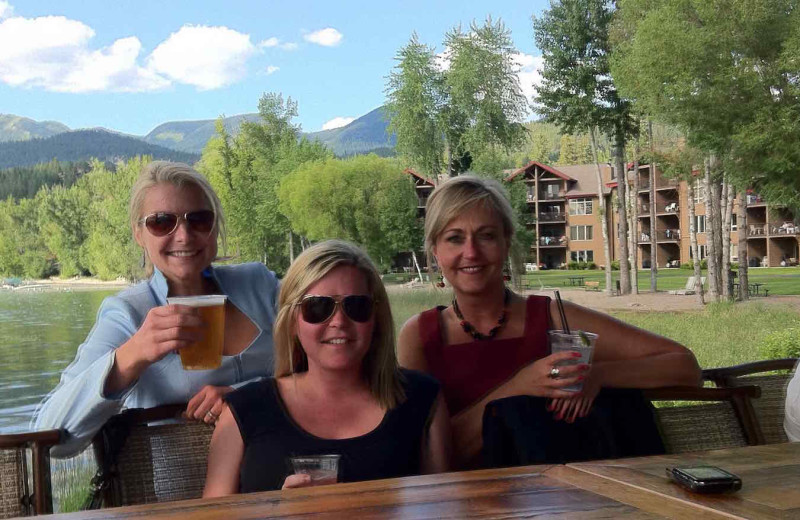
[0,1,547,136]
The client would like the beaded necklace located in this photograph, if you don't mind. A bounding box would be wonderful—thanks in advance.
[452,288,511,340]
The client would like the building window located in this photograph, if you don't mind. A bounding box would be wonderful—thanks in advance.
[571,250,594,262]
[544,183,560,198]
[569,198,593,215]
[731,213,737,231]
[690,244,708,260]
[694,215,706,233]
[569,225,593,241]
[693,180,705,204]
[731,243,738,261]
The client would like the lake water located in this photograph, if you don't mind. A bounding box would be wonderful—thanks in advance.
[0,288,116,433]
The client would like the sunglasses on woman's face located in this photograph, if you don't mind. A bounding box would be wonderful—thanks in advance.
[298,294,375,324]
[139,210,215,237]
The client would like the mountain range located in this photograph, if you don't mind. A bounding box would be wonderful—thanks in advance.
[0,107,396,169]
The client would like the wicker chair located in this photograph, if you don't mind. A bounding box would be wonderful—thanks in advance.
[703,358,798,445]
[90,404,215,508]
[0,429,61,518]
[644,386,762,454]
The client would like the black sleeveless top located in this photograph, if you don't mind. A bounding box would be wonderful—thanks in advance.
[226,368,440,492]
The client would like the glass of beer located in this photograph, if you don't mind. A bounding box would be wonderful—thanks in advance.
[166,295,227,370]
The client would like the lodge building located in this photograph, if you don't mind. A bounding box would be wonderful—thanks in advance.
[407,163,800,270]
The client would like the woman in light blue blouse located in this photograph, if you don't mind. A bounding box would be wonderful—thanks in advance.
[33,161,279,458]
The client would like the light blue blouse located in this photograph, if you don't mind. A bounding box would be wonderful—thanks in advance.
[32,262,279,458]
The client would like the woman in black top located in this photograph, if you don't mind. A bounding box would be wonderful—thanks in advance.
[204,240,450,495]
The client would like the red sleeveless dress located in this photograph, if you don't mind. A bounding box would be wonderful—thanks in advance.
[418,296,552,416]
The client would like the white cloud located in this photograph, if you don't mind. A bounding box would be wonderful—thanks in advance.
[513,52,544,105]
[0,14,167,92]
[0,1,13,20]
[304,27,342,47]
[258,37,279,48]
[147,25,256,90]
[259,37,297,51]
[322,116,354,130]
[265,65,279,75]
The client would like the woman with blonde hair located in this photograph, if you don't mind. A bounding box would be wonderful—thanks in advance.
[204,240,449,495]
[34,161,279,458]
[398,175,701,468]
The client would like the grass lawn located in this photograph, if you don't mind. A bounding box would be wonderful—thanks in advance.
[520,266,800,295]
[387,289,800,369]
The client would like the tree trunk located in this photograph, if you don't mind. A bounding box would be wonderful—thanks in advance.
[720,180,729,299]
[738,193,749,300]
[686,180,705,305]
[614,140,631,294]
[288,231,294,264]
[589,126,614,296]
[630,145,640,294]
[704,159,720,302]
[648,121,657,292]
[722,180,735,301]
[711,162,724,296]
[411,250,424,283]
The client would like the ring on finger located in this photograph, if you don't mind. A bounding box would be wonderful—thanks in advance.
[206,410,218,421]
[549,366,560,379]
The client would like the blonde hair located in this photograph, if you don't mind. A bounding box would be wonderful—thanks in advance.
[424,175,515,268]
[273,240,405,409]
[130,161,226,273]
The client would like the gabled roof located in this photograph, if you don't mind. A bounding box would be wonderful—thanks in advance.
[505,161,574,182]
[403,168,436,187]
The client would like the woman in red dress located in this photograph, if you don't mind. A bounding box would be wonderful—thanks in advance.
[398,175,701,468]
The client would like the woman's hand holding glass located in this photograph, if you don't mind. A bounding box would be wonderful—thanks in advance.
[129,305,207,365]
[513,351,590,399]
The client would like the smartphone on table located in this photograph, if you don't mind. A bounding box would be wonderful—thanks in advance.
[666,466,742,494]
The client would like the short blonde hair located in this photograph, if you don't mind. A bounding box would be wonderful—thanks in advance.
[130,161,226,271]
[273,240,405,409]
[424,175,514,267]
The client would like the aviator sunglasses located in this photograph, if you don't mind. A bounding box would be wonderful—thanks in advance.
[297,294,375,324]
[139,210,216,237]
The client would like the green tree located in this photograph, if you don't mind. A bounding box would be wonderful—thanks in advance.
[37,183,91,277]
[385,34,446,177]
[279,155,421,269]
[611,0,800,204]
[82,158,143,280]
[534,0,635,294]
[0,196,53,278]
[199,93,331,274]
[385,18,529,177]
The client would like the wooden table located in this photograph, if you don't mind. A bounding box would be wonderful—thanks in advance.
[565,443,800,519]
[42,444,800,519]
[46,464,703,520]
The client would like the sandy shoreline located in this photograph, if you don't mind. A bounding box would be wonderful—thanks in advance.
[2,277,132,292]
[5,277,800,314]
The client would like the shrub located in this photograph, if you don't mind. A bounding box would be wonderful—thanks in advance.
[730,262,739,270]
[680,262,692,270]
[610,260,620,271]
[759,327,800,359]
[567,261,580,270]
[700,259,708,269]
[587,262,598,270]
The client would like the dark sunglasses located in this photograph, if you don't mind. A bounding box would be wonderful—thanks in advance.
[139,210,216,237]
[298,294,375,324]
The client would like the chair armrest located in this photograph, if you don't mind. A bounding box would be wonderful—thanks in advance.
[643,385,760,401]
[703,358,798,384]
[0,429,62,450]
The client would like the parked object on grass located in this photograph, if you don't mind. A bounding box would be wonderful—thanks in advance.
[668,276,706,295]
